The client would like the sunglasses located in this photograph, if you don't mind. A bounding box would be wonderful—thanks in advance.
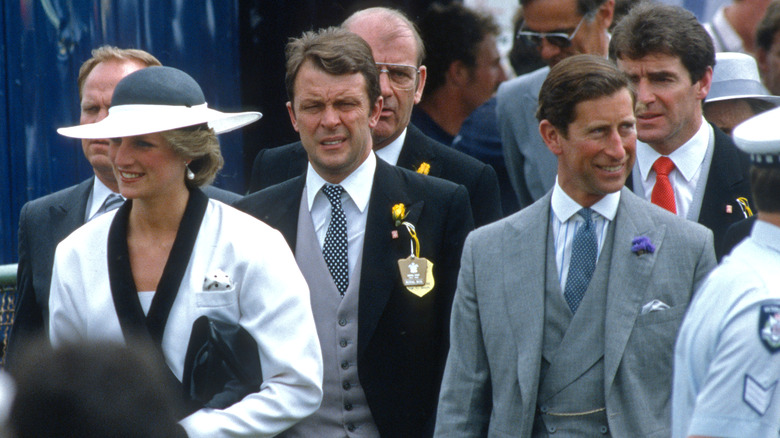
[516,14,591,49]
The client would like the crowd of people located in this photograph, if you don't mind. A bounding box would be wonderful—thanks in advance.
[2,0,780,437]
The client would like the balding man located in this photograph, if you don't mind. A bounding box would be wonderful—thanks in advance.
[247,7,502,227]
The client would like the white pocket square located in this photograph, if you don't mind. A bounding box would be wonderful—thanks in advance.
[641,299,670,315]
[203,269,234,292]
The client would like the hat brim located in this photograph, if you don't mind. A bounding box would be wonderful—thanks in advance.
[733,105,780,154]
[706,79,780,105]
[57,103,261,139]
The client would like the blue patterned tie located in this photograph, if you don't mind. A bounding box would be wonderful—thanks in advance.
[564,208,597,313]
[94,193,124,219]
[322,185,349,295]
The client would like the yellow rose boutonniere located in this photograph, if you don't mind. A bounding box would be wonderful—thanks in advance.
[416,162,431,175]
[392,203,408,227]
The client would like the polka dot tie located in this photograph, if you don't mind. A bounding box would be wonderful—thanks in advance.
[651,157,677,214]
[564,208,597,314]
[322,184,349,296]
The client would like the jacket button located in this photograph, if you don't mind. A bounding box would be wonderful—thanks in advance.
[344,403,353,411]
[343,381,351,390]
[346,423,356,432]
[340,339,348,347]
[600,425,608,434]
[339,318,347,326]
[547,425,556,433]
[540,405,549,413]
[341,361,349,370]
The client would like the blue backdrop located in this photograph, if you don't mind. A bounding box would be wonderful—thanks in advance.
[0,0,246,264]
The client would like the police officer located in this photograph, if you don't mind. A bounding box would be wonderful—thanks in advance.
[672,105,780,438]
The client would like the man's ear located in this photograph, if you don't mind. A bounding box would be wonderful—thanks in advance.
[539,120,564,156]
[368,96,383,129]
[694,66,713,101]
[596,0,616,30]
[414,65,427,104]
[286,101,299,132]
[448,60,471,87]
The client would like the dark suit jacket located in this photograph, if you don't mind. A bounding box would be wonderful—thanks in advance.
[7,179,239,366]
[699,126,753,259]
[247,124,502,227]
[722,215,757,257]
[235,159,474,437]
[627,125,752,261]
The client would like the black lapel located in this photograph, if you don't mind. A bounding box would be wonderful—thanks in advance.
[108,188,209,345]
[357,161,411,357]
[397,125,438,176]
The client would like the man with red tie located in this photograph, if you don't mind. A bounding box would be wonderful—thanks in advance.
[610,2,753,260]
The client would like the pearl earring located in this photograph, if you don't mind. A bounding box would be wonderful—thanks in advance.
[185,162,195,180]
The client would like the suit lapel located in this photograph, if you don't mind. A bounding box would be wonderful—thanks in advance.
[49,178,92,235]
[698,126,749,229]
[357,161,416,358]
[504,195,548,413]
[397,125,441,177]
[604,189,665,394]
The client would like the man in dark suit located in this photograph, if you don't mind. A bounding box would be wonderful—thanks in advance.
[235,27,473,437]
[7,47,238,366]
[247,7,501,227]
[610,3,753,260]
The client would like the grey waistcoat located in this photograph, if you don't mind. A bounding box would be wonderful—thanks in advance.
[279,193,379,438]
[532,219,616,437]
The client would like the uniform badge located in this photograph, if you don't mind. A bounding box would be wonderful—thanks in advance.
[759,304,780,353]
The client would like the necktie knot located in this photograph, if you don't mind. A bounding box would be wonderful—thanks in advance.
[577,208,593,226]
[95,193,124,218]
[652,156,675,176]
[322,184,344,207]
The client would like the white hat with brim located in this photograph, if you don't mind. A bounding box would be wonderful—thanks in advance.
[58,66,261,139]
[706,52,780,106]
[733,105,780,167]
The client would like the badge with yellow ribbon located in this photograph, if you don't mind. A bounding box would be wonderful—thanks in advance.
[393,203,435,297]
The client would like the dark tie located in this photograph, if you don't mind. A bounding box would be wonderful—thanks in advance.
[322,185,349,295]
[651,157,677,214]
[564,208,597,314]
[95,193,124,219]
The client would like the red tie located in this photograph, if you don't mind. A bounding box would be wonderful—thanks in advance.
[651,157,677,214]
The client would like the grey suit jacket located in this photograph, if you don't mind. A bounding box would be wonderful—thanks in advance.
[7,178,239,367]
[497,66,556,209]
[434,187,717,437]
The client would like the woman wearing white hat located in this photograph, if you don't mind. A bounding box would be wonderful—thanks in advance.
[49,66,323,437]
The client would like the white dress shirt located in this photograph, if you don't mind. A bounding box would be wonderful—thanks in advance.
[550,179,620,294]
[305,152,377,279]
[374,128,407,166]
[86,177,122,222]
[636,119,711,220]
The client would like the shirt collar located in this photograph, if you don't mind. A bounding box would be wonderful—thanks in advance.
[306,151,376,213]
[551,176,620,223]
[87,177,121,220]
[374,127,407,166]
[636,117,711,183]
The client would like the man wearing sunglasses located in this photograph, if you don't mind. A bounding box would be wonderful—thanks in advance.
[497,0,615,210]
[246,7,502,228]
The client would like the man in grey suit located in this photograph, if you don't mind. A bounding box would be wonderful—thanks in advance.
[7,47,238,366]
[435,55,717,437]
[498,0,615,209]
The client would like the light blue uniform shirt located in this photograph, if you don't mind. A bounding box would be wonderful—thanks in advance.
[673,220,780,438]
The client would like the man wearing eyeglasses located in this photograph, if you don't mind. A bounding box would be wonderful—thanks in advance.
[610,3,753,261]
[497,0,615,210]
[246,7,502,228]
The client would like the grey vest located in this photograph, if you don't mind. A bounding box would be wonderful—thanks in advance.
[279,194,379,438]
[532,220,616,437]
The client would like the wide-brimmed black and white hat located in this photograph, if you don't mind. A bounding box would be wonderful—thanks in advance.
[58,66,261,139]
[733,105,780,167]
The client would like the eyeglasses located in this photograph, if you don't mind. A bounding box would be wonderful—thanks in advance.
[516,14,591,49]
[377,63,420,90]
